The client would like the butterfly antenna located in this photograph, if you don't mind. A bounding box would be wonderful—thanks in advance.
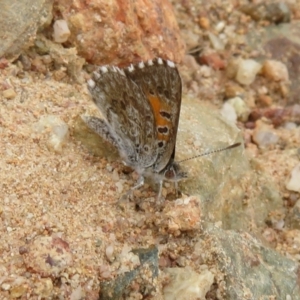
[178,142,241,164]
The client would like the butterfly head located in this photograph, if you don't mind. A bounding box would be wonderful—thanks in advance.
[160,161,188,183]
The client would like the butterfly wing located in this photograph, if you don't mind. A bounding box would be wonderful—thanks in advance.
[87,58,182,173]
[126,58,182,173]
[87,63,157,169]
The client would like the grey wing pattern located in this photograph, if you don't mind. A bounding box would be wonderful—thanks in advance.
[87,64,158,169]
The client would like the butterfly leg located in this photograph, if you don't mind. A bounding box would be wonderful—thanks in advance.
[157,180,164,202]
[119,176,145,203]
[131,175,145,192]
[174,181,178,198]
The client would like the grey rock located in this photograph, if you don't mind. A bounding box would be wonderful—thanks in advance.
[178,98,282,232]
[286,200,300,230]
[240,2,291,24]
[205,224,300,299]
[0,0,53,61]
[99,246,158,300]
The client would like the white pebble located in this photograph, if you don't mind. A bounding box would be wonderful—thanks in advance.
[163,267,214,300]
[208,32,225,50]
[105,244,115,262]
[215,21,225,32]
[227,97,250,122]
[235,59,262,85]
[286,163,300,192]
[1,283,11,291]
[220,102,237,124]
[53,20,71,43]
[34,115,69,153]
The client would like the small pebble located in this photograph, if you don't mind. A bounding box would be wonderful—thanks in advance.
[199,17,210,29]
[225,58,240,79]
[220,102,237,124]
[19,55,31,70]
[183,55,201,74]
[105,244,115,262]
[31,57,47,74]
[3,88,17,99]
[283,122,297,130]
[227,97,250,122]
[262,60,289,82]
[215,21,225,32]
[198,65,212,78]
[115,182,123,194]
[163,268,214,300]
[0,58,9,69]
[53,69,67,81]
[34,115,69,153]
[70,286,83,300]
[1,283,11,291]
[181,30,200,50]
[41,55,53,65]
[208,32,225,50]
[257,94,273,107]
[286,163,300,193]
[235,59,261,85]
[224,83,245,99]
[53,20,71,43]
[199,53,225,70]
[252,129,279,148]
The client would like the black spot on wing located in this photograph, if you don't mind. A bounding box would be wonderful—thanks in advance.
[160,111,171,120]
[157,127,169,134]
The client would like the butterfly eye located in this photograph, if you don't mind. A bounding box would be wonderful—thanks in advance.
[164,168,175,180]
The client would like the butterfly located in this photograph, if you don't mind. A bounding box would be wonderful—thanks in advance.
[83,57,240,201]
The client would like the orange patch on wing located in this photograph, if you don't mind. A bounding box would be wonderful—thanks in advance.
[147,93,172,141]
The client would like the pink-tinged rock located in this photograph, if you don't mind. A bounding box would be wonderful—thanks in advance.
[199,53,226,70]
[0,58,9,69]
[53,0,185,65]
[21,236,73,278]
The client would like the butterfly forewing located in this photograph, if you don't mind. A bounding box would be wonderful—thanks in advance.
[124,58,182,173]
